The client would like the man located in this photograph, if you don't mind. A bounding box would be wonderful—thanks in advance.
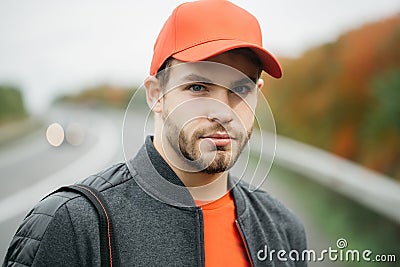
[3,0,307,266]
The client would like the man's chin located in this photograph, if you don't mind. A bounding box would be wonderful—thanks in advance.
[199,165,229,174]
[198,155,234,174]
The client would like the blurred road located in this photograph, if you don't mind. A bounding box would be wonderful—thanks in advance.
[0,107,135,261]
[0,107,341,266]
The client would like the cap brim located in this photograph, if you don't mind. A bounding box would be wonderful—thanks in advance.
[172,39,282,78]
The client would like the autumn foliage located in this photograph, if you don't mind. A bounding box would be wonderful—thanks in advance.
[262,15,400,180]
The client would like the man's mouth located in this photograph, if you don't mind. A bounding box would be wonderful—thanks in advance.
[201,133,233,147]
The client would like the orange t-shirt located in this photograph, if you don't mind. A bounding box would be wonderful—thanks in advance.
[195,192,251,267]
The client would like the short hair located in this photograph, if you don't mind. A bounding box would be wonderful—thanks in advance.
[155,48,262,89]
[155,57,174,90]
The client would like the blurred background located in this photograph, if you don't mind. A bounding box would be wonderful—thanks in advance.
[0,0,399,266]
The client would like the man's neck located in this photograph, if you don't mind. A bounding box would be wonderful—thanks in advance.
[173,166,229,202]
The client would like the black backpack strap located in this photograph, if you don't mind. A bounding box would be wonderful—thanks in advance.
[55,184,121,267]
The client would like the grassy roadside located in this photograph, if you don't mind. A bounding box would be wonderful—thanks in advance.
[269,164,399,267]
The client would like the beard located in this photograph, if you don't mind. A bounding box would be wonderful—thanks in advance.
[162,113,252,174]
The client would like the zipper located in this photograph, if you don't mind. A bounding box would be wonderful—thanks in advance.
[197,207,205,267]
[235,219,254,267]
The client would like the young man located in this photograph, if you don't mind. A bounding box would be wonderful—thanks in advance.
[3,1,307,266]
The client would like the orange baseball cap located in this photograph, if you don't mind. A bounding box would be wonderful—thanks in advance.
[150,0,282,78]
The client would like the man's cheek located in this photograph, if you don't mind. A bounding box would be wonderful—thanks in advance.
[166,100,210,127]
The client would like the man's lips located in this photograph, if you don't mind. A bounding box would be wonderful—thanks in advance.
[205,133,230,139]
[201,133,233,146]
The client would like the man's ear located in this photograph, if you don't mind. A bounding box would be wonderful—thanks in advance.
[144,76,163,113]
[256,78,264,92]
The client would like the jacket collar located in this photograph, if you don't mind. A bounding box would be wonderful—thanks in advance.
[144,135,187,187]
[126,136,196,208]
[229,176,249,221]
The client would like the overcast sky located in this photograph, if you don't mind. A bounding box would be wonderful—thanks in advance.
[0,0,399,113]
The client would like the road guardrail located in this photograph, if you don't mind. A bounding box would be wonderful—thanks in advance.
[252,131,400,224]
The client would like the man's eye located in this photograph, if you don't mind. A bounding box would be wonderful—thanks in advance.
[188,84,206,92]
[230,85,251,95]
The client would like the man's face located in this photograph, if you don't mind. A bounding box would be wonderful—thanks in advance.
[158,51,262,174]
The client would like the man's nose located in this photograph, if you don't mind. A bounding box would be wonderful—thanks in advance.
[206,89,234,124]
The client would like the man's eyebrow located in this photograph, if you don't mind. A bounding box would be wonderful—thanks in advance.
[179,74,213,83]
[231,77,257,87]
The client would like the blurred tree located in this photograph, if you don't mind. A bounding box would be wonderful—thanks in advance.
[366,68,400,134]
[360,68,400,178]
[0,85,27,123]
